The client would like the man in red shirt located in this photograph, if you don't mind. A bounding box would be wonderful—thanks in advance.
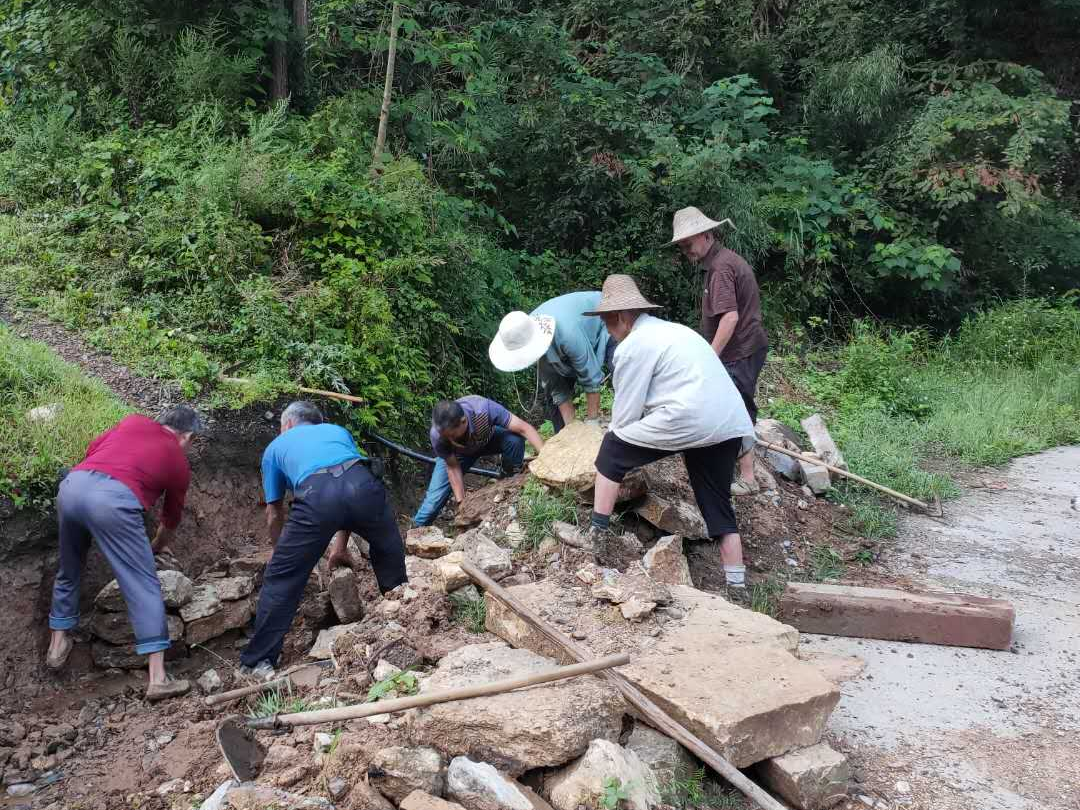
[667,207,769,495]
[45,406,204,702]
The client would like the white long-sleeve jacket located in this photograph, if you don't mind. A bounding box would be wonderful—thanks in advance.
[610,314,753,450]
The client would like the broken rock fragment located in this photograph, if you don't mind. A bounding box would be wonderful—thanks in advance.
[308,622,362,660]
[528,421,604,491]
[328,567,364,623]
[756,742,851,810]
[401,791,466,810]
[90,612,183,646]
[96,569,194,612]
[185,598,254,646]
[180,583,223,622]
[407,526,454,559]
[214,575,255,602]
[625,722,697,785]
[369,746,447,803]
[545,739,660,810]
[590,563,671,606]
[446,757,532,810]
[641,536,692,587]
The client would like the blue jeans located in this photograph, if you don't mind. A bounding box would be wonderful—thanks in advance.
[412,426,525,526]
[50,470,170,655]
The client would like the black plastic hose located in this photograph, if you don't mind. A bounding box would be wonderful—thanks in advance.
[366,431,501,479]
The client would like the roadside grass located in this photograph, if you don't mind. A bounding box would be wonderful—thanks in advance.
[450,590,488,633]
[248,685,311,719]
[810,545,845,581]
[0,324,129,511]
[518,477,578,549]
[749,576,784,618]
[762,300,1080,542]
[661,766,745,809]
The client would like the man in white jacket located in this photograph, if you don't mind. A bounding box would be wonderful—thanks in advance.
[585,275,755,597]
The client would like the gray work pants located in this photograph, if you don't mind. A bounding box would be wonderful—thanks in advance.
[49,470,170,655]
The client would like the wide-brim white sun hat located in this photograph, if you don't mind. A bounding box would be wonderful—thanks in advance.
[664,206,734,246]
[489,311,556,372]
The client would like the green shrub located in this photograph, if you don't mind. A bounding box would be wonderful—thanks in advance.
[947,297,1080,369]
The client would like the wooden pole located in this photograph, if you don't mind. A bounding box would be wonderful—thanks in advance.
[247,652,629,730]
[755,439,931,511]
[371,1,401,174]
[460,560,791,810]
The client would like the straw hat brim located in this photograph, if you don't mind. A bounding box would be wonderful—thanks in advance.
[663,215,733,246]
[488,315,556,372]
[582,302,662,316]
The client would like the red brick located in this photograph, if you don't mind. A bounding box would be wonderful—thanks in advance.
[781,582,1014,650]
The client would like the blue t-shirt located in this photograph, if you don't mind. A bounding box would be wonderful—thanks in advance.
[261,423,364,503]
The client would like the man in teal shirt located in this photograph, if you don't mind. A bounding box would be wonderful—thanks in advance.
[489,291,614,433]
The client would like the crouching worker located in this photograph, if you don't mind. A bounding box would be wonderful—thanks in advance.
[412,396,545,526]
[584,275,755,601]
[240,401,407,678]
[46,406,205,701]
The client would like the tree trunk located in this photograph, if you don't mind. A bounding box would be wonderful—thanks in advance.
[371,1,401,175]
[270,0,289,102]
[292,0,308,88]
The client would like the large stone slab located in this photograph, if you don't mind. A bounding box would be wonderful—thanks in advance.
[486,581,839,768]
[185,598,254,646]
[781,582,1015,650]
[529,421,603,491]
[756,742,851,809]
[90,612,183,646]
[411,642,624,776]
[545,739,660,810]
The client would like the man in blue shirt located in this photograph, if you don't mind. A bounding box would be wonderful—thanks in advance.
[240,401,407,676]
[489,292,615,433]
[412,396,545,526]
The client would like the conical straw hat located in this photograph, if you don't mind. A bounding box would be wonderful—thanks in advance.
[664,206,733,246]
[582,275,662,315]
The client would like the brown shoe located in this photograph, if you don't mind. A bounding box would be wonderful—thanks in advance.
[146,677,191,703]
[45,635,74,670]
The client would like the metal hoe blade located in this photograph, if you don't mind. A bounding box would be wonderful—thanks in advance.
[215,715,267,782]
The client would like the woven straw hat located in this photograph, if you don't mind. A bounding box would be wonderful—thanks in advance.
[664,206,733,246]
[489,311,557,372]
[583,275,662,315]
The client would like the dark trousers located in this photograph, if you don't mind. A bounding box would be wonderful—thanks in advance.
[595,432,741,537]
[723,345,767,424]
[241,464,407,668]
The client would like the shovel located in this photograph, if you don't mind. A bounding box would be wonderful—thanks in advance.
[215,652,630,781]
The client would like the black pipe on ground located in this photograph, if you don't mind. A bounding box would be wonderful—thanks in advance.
[366,431,501,479]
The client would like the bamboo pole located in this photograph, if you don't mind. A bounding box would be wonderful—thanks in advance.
[755,439,932,511]
[246,652,629,730]
[460,560,791,810]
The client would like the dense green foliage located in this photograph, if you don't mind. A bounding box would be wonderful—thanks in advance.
[0,0,1076,442]
[0,325,129,509]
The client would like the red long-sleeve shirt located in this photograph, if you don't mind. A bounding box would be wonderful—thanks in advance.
[72,414,191,529]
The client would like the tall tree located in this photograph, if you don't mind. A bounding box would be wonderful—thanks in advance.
[371,1,401,174]
[270,0,288,101]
